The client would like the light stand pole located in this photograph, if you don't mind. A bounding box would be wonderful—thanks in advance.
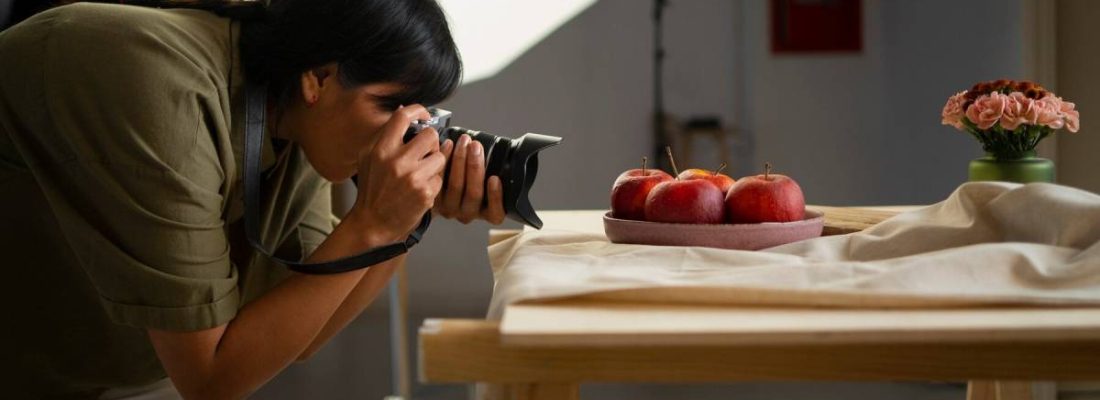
[652,0,671,170]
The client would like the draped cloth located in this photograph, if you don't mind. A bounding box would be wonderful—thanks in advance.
[488,182,1100,319]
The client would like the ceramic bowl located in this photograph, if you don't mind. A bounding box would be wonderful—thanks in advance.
[603,209,824,250]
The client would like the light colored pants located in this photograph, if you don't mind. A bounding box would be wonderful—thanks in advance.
[99,378,182,400]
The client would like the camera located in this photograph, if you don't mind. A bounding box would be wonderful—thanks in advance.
[403,109,562,229]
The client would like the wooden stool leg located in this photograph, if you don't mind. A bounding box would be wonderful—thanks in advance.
[510,383,580,400]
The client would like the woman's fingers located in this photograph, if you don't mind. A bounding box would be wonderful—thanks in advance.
[457,141,486,223]
[372,104,430,155]
[442,135,469,216]
[403,126,440,163]
[422,144,447,176]
[433,139,454,212]
[428,137,505,226]
[483,176,506,225]
[352,104,440,240]
[440,139,454,167]
[411,150,447,207]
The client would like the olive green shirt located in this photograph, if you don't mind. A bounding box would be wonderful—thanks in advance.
[0,4,338,397]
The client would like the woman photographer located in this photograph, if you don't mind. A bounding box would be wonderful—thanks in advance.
[0,0,501,398]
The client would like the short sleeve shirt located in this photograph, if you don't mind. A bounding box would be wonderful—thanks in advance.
[0,4,338,397]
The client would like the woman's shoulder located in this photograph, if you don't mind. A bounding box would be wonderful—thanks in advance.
[44,3,233,70]
[48,3,229,36]
[9,4,240,181]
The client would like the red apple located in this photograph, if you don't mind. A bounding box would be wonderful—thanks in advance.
[645,179,726,224]
[677,163,735,193]
[611,157,673,220]
[643,147,725,224]
[725,163,805,223]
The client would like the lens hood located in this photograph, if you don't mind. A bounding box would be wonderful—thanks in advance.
[500,133,562,229]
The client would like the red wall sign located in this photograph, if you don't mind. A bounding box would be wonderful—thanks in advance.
[771,0,862,53]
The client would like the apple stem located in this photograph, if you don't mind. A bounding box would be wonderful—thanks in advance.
[665,146,680,177]
[714,162,727,176]
[764,162,772,180]
[642,156,648,175]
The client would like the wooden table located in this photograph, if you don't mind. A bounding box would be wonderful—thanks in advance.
[418,209,1100,400]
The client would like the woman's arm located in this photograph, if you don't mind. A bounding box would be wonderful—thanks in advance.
[147,105,444,400]
[296,253,404,362]
[147,213,399,400]
[299,134,508,359]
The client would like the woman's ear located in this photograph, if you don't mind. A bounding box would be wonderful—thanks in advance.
[299,63,339,107]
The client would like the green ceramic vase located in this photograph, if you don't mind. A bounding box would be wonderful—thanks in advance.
[968,151,1055,183]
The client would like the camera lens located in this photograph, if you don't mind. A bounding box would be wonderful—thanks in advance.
[440,127,562,229]
[397,109,562,229]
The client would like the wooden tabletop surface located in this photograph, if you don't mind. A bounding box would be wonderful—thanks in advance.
[421,207,1100,389]
[500,300,1100,347]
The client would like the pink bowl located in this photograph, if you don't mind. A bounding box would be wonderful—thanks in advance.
[603,210,824,250]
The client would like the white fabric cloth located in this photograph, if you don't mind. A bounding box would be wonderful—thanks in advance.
[487,182,1100,319]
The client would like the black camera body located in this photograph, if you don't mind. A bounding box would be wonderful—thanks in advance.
[403,109,562,229]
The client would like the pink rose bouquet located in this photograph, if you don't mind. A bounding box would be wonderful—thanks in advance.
[942,79,1080,159]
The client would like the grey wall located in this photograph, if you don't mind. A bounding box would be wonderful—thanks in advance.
[262,0,1024,399]
[741,0,1023,206]
[1057,0,1100,194]
[0,0,12,28]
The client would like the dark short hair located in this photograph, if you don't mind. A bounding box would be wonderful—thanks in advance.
[240,0,462,109]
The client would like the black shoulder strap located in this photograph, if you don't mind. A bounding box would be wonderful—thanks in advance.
[244,83,431,274]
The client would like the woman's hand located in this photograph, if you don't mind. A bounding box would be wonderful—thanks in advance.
[433,134,507,225]
[347,105,446,244]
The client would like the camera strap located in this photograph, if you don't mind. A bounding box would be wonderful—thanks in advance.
[244,83,432,274]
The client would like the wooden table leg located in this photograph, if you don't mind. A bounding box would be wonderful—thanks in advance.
[967,381,1055,400]
[968,381,997,400]
[388,263,411,398]
[510,383,580,400]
